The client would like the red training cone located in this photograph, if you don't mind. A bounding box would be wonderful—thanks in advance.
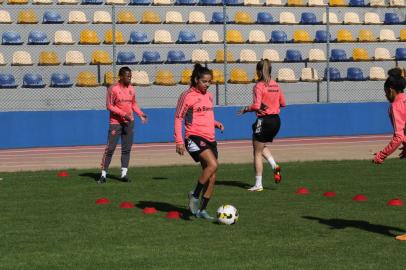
[352,194,368,202]
[57,171,69,177]
[95,198,110,205]
[166,211,181,219]
[296,187,310,195]
[119,201,135,209]
[387,198,404,206]
[143,207,158,214]
[323,191,336,197]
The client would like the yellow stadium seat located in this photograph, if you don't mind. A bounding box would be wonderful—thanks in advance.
[104,30,125,44]
[358,29,376,42]
[234,11,254,24]
[212,69,224,84]
[91,50,112,65]
[79,30,100,44]
[93,11,112,24]
[76,71,99,87]
[287,0,305,5]
[229,68,251,84]
[400,29,406,41]
[117,11,137,24]
[180,69,192,85]
[293,30,312,43]
[155,70,176,86]
[18,10,38,24]
[226,30,244,44]
[141,11,161,24]
[131,71,151,86]
[8,0,28,4]
[65,51,86,65]
[12,51,33,65]
[39,51,60,65]
[329,0,346,6]
[104,71,117,86]
[337,29,354,42]
[215,50,235,63]
[352,48,370,61]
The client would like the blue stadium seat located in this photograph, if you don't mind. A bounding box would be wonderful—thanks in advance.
[28,31,49,45]
[176,0,197,4]
[81,0,103,4]
[167,50,188,63]
[0,74,17,88]
[395,48,406,60]
[43,11,63,24]
[117,52,136,64]
[129,0,151,3]
[50,73,73,88]
[129,31,150,44]
[300,12,318,24]
[257,12,273,24]
[211,12,230,24]
[384,13,400,24]
[141,51,161,64]
[199,0,218,4]
[2,31,23,45]
[271,30,288,43]
[330,49,348,61]
[177,31,199,43]
[285,50,302,62]
[222,0,242,5]
[347,67,365,81]
[315,30,331,42]
[349,0,365,6]
[324,68,341,81]
[23,73,46,88]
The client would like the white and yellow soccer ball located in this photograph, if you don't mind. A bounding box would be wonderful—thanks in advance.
[216,205,239,225]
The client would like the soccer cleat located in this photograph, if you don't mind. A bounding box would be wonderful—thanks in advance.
[196,209,215,221]
[395,234,406,241]
[274,165,282,184]
[121,175,130,182]
[97,175,106,184]
[188,191,200,215]
[248,185,264,192]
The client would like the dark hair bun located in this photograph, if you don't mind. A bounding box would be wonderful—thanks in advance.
[388,68,402,78]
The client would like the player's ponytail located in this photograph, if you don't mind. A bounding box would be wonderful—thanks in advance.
[190,63,212,87]
[256,59,272,84]
[385,67,406,93]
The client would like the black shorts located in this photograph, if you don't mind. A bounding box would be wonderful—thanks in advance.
[185,135,218,163]
[252,114,281,143]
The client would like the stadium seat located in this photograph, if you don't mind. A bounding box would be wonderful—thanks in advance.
[0,74,17,88]
[347,67,365,81]
[141,51,161,63]
[212,69,224,84]
[7,0,28,4]
[271,30,287,43]
[229,68,251,84]
[18,10,38,24]
[349,0,364,6]
[211,12,230,24]
[12,51,33,65]
[300,13,319,24]
[166,11,184,23]
[226,30,244,43]
[188,11,207,24]
[244,0,261,5]
[352,48,370,61]
[337,29,354,42]
[57,0,79,4]
[308,49,326,61]
[329,0,346,6]
[81,0,103,4]
[199,0,218,4]
[384,13,400,24]
[263,49,280,62]
[129,32,150,44]
[117,51,136,64]
[39,51,60,65]
[0,53,5,65]
[79,30,100,44]
[239,49,257,62]
[215,50,234,63]
[369,0,385,6]
[106,0,126,4]
[277,68,297,82]
[257,12,273,24]
[93,11,112,24]
[180,69,192,85]
[33,0,53,4]
[176,0,198,4]
[68,11,88,23]
[285,50,302,62]
[234,11,254,24]
[315,30,331,42]
[129,0,150,4]
[54,31,74,44]
[322,12,340,24]
[249,30,267,43]
[153,0,172,4]
[154,70,176,86]
[324,68,341,81]
[330,49,348,61]
[177,31,199,43]
[50,73,73,87]
[23,73,46,88]
[369,67,386,80]
[222,0,242,5]
[191,49,210,63]
[395,48,406,60]
[374,48,393,60]
[0,10,12,23]
[117,11,137,24]
[287,0,304,5]
[308,0,326,5]
[154,30,173,43]
[358,29,376,42]
[265,0,283,5]
[2,31,23,45]
[279,12,296,24]
[293,30,312,43]
[379,29,397,41]
[104,71,115,86]
[105,30,125,44]
[76,71,99,87]
[344,12,361,24]
[389,0,405,6]
[43,11,63,23]
[301,68,320,82]
[141,11,161,24]
[167,50,188,63]
[91,50,112,65]
[28,31,49,45]
[401,29,406,41]
[65,50,86,65]
[131,70,151,86]
[364,13,382,24]
[202,30,221,43]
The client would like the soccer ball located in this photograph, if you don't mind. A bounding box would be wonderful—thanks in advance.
[216,205,239,225]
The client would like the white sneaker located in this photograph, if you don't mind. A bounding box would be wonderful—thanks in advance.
[248,185,263,192]
[188,191,200,215]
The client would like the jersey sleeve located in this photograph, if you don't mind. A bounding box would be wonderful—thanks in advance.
[279,87,286,107]
[247,84,262,111]
[379,103,406,157]
[131,89,144,117]
[106,87,126,117]
[174,92,191,144]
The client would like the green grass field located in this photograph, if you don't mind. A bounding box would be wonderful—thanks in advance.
[1,160,406,270]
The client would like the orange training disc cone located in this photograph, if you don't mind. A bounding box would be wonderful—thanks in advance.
[352,194,368,202]
[119,201,135,209]
[387,198,404,206]
[296,187,310,195]
[96,198,110,205]
[323,191,336,197]
[166,211,181,219]
[57,171,69,177]
[143,207,158,214]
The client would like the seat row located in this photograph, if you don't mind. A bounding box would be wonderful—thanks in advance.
[1,47,405,66]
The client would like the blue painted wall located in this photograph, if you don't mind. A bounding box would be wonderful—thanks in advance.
[0,102,392,149]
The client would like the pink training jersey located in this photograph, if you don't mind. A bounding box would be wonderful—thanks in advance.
[174,87,221,144]
[106,82,144,125]
[246,80,286,117]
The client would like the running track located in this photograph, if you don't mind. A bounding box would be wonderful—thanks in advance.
[0,134,394,172]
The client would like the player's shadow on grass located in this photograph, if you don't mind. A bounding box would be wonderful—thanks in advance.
[136,201,192,221]
[303,216,405,237]
[79,172,126,182]
[216,180,276,190]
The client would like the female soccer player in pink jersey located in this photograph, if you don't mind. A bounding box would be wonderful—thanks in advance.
[174,64,224,220]
[239,59,286,192]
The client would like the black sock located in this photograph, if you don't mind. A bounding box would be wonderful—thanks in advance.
[193,182,204,199]
[200,197,210,210]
